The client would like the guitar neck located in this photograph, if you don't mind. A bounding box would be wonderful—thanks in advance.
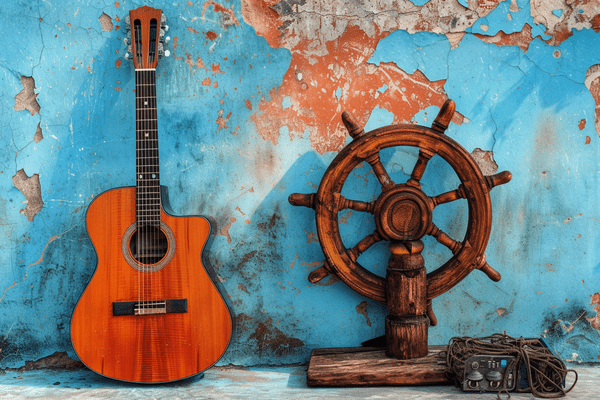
[135,69,161,225]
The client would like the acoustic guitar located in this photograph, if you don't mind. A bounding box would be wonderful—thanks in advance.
[71,6,232,383]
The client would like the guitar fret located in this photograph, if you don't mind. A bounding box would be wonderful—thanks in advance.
[134,67,161,221]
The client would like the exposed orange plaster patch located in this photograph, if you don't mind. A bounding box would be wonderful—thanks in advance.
[115,1,120,7]
[244,219,251,223]
[212,63,223,73]
[238,283,250,294]
[588,293,600,332]
[206,31,218,40]
[304,230,318,244]
[586,72,600,138]
[172,37,182,60]
[240,0,285,48]
[592,14,600,33]
[116,59,122,69]
[579,119,586,130]
[585,136,591,144]
[356,301,371,327]
[235,206,246,215]
[197,57,205,69]
[202,77,211,86]
[218,216,236,243]
[245,99,252,110]
[290,253,298,269]
[188,26,198,35]
[474,23,534,52]
[216,110,232,130]
[202,0,240,29]
[339,210,353,224]
[114,87,121,91]
[87,65,91,73]
[249,26,451,154]
[213,81,218,88]
[67,23,71,27]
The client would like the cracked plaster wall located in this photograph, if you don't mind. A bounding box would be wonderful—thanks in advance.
[1,0,600,369]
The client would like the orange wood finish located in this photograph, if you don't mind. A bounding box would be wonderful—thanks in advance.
[71,187,232,383]
[130,6,162,70]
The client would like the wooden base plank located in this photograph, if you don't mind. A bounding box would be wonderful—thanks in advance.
[307,345,452,387]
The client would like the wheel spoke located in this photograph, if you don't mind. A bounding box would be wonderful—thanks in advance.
[348,231,383,261]
[485,171,512,191]
[428,223,461,254]
[430,184,466,208]
[407,149,435,189]
[308,260,332,283]
[364,152,395,191]
[337,194,375,214]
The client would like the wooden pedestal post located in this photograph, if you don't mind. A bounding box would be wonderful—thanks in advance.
[385,240,429,359]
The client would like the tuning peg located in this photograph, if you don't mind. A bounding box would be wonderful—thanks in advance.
[161,14,167,25]
[124,52,132,60]
[157,43,170,59]
[165,36,171,43]
[159,29,165,43]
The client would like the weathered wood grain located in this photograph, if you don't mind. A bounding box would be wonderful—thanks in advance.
[307,345,451,387]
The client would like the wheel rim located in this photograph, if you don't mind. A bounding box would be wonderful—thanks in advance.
[315,124,492,303]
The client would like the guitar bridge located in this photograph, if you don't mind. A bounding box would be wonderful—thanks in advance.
[135,300,166,315]
[112,299,187,316]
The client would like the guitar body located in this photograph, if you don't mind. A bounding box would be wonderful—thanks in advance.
[71,187,232,383]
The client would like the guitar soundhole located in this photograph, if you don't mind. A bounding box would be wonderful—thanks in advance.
[129,225,169,265]
[122,221,176,272]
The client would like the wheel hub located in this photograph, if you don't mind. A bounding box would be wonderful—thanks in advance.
[375,184,432,242]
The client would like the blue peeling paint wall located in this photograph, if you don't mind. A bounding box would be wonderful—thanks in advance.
[1,0,600,369]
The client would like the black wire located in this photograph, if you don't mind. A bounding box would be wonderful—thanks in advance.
[443,333,577,399]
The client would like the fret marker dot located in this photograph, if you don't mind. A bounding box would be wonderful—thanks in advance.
[152,174,156,178]
[145,132,149,137]
[139,174,143,179]
[144,101,148,105]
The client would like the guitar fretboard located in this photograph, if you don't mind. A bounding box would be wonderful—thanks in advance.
[135,69,161,225]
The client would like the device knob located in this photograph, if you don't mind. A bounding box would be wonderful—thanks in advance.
[467,371,483,381]
[486,371,502,382]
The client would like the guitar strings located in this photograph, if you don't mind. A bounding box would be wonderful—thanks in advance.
[135,27,161,313]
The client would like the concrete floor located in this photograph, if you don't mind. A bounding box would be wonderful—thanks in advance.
[0,364,596,399]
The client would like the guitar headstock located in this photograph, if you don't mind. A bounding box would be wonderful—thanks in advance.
[124,6,170,68]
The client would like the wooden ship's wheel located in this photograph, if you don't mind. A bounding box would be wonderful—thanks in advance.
[290,100,511,363]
